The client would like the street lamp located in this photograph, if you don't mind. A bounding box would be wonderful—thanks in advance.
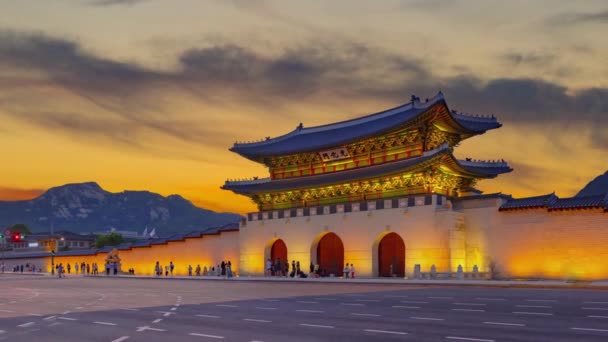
[51,249,55,275]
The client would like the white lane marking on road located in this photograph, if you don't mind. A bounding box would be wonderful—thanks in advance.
[196,314,220,318]
[584,302,608,304]
[411,316,444,321]
[189,333,224,339]
[170,307,177,311]
[152,319,162,324]
[243,318,272,323]
[58,317,78,321]
[483,322,525,327]
[136,326,166,332]
[588,315,608,319]
[296,310,324,313]
[215,304,238,308]
[299,323,334,329]
[296,301,319,304]
[446,337,494,342]
[163,312,173,317]
[392,305,420,309]
[516,305,552,308]
[255,307,277,310]
[43,316,57,320]
[61,311,71,315]
[94,321,117,326]
[583,307,608,311]
[28,313,43,316]
[364,329,408,335]
[475,298,505,301]
[341,303,365,306]
[429,297,453,299]
[452,309,485,312]
[571,327,608,332]
[401,300,428,304]
[175,304,181,307]
[111,337,130,342]
[513,311,553,316]
[525,299,557,303]
[351,313,381,317]
[453,303,486,306]
[0,310,15,313]
[17,322,35,328]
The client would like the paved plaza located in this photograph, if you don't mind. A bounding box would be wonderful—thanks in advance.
[1,274,608,342]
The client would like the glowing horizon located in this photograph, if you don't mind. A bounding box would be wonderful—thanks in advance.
[0,1,606,215]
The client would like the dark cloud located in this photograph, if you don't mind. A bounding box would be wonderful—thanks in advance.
[0,30,607,151]
[550,10,608,25]
[85,0,151,6]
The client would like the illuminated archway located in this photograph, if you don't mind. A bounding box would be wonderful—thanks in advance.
[312,232,344,277]
[377,232,405,277]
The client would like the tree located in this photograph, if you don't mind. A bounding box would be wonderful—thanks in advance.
[95,232,124,249]
[10,224,32,235]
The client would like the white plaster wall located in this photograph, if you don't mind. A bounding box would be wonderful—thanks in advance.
[239,199,453,278]
[463,198,608,280]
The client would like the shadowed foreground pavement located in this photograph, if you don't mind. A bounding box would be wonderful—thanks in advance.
[1,274,607,342]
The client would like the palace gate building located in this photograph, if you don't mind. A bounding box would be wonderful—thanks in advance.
[223,92,608,279]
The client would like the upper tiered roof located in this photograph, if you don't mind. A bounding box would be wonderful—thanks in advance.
[230,92,501,162]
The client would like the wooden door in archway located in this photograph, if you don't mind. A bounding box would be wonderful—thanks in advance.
[317,232,344,277]
[378,232,405,277]
[271,239,287,274]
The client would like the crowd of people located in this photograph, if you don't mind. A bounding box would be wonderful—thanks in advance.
[153,260,235,278]
[265,258,356,279]
[0,262,40,273]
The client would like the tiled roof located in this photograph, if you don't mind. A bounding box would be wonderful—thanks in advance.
[500,193,608,212]
[499,193,557,211]
[230,92,502,160]
[224,145,511,194]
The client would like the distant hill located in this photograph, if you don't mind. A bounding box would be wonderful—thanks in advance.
[576,171,608,197]
[0,182,242,237]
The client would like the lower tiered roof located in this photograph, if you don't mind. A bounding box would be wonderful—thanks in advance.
[499,193,608,212]
[223,144,512,194]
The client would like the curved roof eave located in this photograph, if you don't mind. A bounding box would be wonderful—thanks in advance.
[230,92,502,161]
[223,145,511,194]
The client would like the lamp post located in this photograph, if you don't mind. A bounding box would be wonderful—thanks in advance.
[51,249,55,275]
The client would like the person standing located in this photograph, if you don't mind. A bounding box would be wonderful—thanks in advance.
[195,264,201,276]
[343,263,350,279]
[75,263,79,274]
[170,261,174,276]
[226,261,233,278]
[67,263,71,274]
[188,265,193,276]
[350,264,356,278]
[296,261,301,277]
[265,258,272,277]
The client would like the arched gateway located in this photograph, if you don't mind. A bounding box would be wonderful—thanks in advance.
[378,232,405,277]
[316,232,344,277]
[270,239,287,266]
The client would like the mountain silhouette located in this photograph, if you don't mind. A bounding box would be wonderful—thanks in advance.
[0,182,242,237]
[576,171,608,197]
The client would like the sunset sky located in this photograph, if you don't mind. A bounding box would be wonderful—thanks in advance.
[0,0,606,214]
